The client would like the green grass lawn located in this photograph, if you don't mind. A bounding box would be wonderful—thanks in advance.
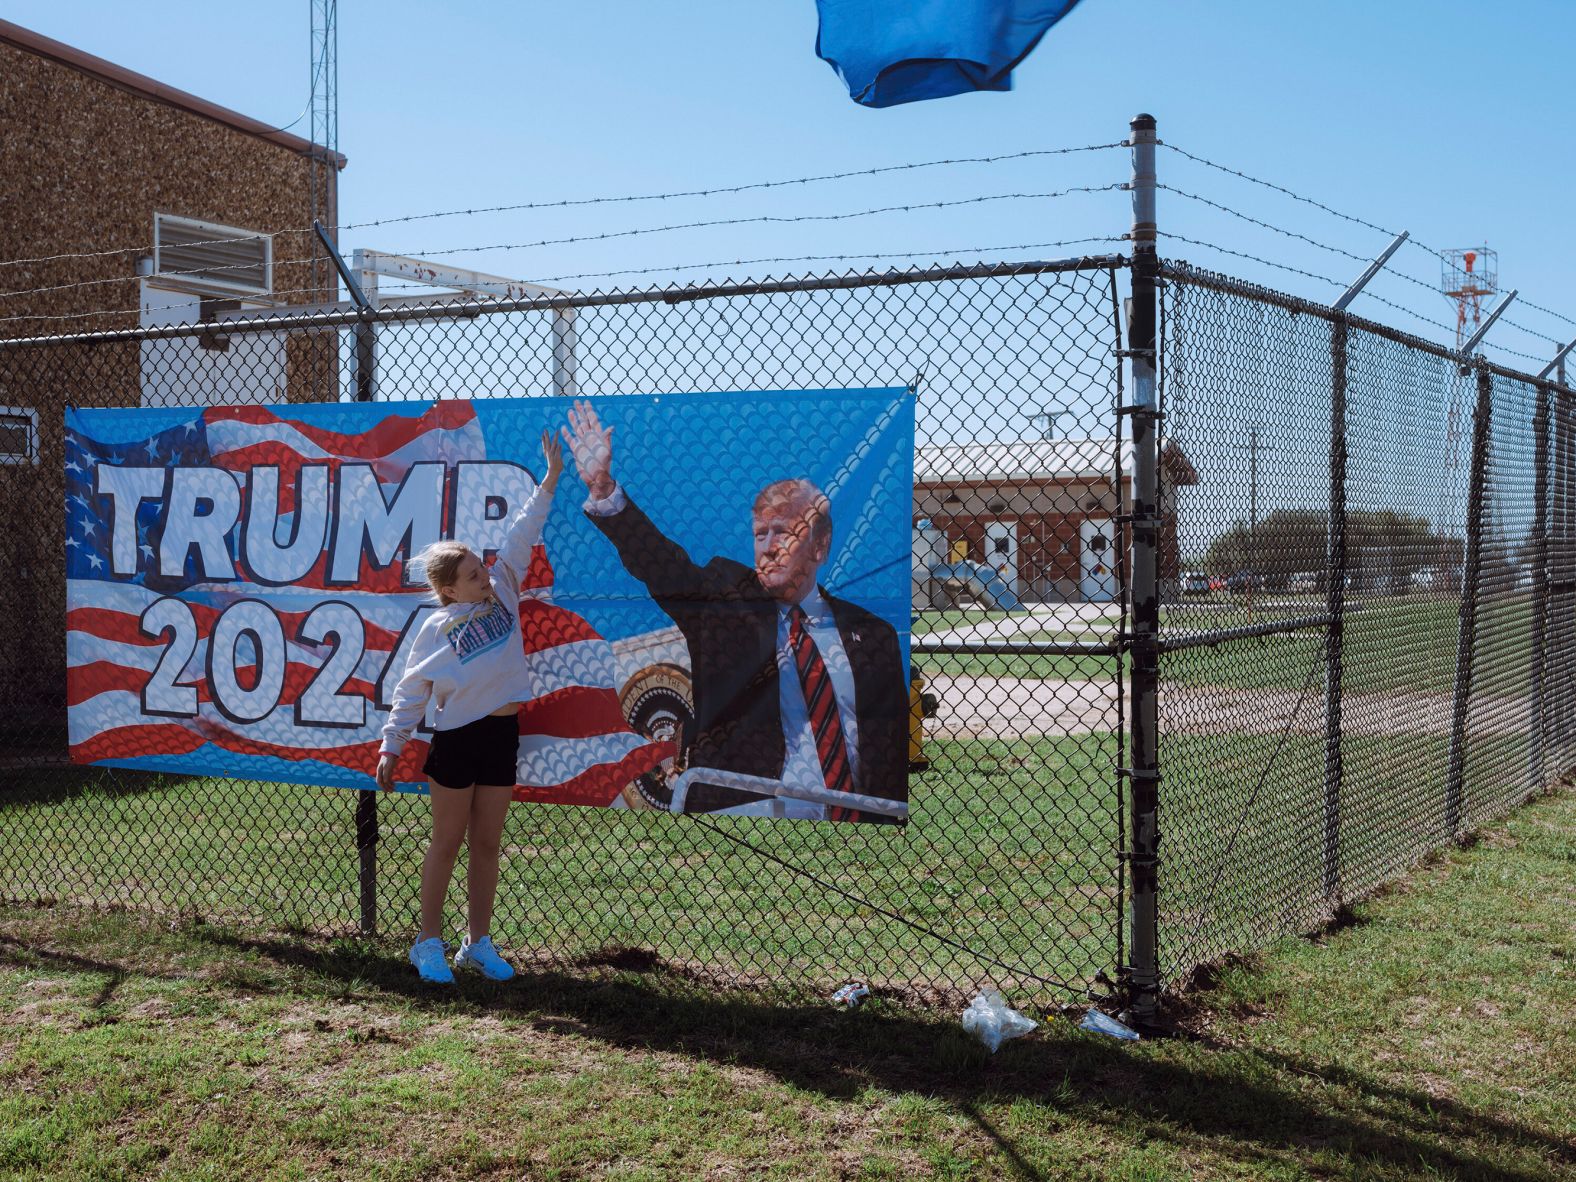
[0,784,1569,1181]
[3,713,1547,1014]
[914,592,1525,693]
[913,610,1017,636]
[914,594,1535,692]
[0,737,1126,1003]
[1160,594,1533,695]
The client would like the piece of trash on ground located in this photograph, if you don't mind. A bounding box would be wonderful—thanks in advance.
[1079,1008,1141,1040]
[961,988,1038,1052]
[830,981,870,1008]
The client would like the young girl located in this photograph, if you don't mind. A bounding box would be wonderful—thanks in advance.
[376,430,564,984]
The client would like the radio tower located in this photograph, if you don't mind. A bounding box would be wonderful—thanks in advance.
[1442,246,1497,351]
[1440,247,1496,468]
[308,0,338,300]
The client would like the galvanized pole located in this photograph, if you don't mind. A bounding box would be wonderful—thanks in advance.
[1529,382,1550,793]
[313,223,382,935]
[1123,113,1162,1024]
[1446,364,1494,837]
[1323,317,1348,905]
[1558,358,1570,771]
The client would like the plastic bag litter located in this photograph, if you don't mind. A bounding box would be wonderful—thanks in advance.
[830,981,870,1008]
[1079,1008,1141,1041]
[961,988,1038,1052]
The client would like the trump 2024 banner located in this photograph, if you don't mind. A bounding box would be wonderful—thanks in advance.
[66,390,913,824]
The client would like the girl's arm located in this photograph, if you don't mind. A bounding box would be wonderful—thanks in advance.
[378,638,436,761]
[494,430,564,588]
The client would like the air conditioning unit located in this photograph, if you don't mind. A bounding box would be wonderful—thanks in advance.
[152,213,273,298]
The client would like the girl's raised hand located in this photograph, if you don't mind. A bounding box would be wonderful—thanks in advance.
[541,428,565,482]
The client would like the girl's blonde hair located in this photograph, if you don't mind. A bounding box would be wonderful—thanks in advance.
[412,540,472,605]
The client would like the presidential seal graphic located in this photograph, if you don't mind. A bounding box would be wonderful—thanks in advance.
[617,663,694,810]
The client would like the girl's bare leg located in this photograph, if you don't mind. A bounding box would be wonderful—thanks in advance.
[464,785,514,941]
[419,780,474,942]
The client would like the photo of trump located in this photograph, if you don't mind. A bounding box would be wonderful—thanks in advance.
[563,400,909,824]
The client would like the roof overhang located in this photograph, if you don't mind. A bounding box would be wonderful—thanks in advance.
[0,19,347,168]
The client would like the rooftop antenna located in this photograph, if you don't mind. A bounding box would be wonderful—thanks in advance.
[309,0,338,300]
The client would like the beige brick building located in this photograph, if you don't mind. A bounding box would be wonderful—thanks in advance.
[0,20,345,737]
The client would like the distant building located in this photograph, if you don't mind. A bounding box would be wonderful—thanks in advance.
[916,438,1197,603]
[0,19,346,735]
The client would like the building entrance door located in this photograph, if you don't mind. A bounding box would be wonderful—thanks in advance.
[1079,517,1119,602]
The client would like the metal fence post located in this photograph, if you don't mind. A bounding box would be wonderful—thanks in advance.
[1446,363,1494,836]
[1323,317,1349,904]
[1530,382,1550,791]
[1559,362,1573,770]
[1123,113,1162,1023]
[325,231,383,937]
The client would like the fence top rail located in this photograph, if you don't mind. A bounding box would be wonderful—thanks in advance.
[0,255,1129,349]
[1160,259,1575,397]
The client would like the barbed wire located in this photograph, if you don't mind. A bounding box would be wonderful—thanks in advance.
[0,239,1128,333]
[0,143,1126,273]
[0,253,322,304]
[1156,231,1460,337]
[1157,185,1373,265]
[341,143,1127,232]
[1163,141,1576,335]
[0,186,1125,307]
[1161,142,1423,246]
[533,238,1126,285]
[378,186,1127,263]
[1520,298,1576,330]
[0,284,334,331]
[1160,232,1561,368]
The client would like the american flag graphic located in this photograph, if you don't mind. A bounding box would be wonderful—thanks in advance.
[65,401,669,805]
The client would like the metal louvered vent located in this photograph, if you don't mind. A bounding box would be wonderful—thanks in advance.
[153,214,273,297]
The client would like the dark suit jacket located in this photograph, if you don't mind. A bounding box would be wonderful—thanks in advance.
[589,495,908,819]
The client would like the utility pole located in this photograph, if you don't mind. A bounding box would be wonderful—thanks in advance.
[1226,426,1273,620]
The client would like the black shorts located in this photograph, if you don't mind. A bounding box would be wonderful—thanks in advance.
[422,713,520,789]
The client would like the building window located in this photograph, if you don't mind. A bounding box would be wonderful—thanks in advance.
[0,406,39,465]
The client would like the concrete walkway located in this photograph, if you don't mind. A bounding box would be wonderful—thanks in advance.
[924,673,1532,741]
[919,602,1120,646]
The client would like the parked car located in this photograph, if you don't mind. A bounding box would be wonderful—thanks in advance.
[1288,570,1318,593]
[1180,571,1212,595]
[1226,570,1265,592]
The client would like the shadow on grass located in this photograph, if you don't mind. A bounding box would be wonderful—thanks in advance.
[13,921,1558,1182]
[0,764,188,809]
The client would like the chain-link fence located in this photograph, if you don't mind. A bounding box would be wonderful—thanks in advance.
[1157,261,1575,983]
[0,258,1131,1007]
[3,247,1570,1014]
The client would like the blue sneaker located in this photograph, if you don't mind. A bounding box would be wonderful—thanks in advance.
[454,935,515,981]
[409,937,454,984]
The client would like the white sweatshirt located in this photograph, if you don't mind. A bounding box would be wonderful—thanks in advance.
[379,486,552,757]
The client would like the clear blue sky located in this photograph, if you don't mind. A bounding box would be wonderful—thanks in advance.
[8,0,1575,368]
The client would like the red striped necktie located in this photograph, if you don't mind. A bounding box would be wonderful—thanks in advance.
[787,605,859,823]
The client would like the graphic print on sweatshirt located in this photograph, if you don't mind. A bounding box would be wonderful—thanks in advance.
[442,600,517,663]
